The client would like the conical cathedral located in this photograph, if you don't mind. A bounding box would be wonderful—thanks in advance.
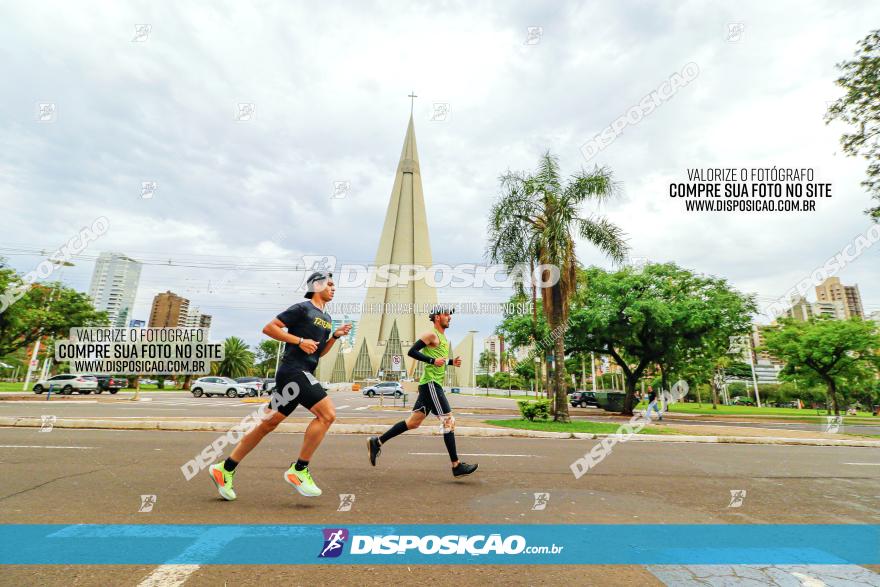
[317,113,474,386]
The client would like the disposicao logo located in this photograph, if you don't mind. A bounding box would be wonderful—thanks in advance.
[318,528,349,558]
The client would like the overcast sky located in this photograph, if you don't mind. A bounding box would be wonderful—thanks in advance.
[2,1,878,353]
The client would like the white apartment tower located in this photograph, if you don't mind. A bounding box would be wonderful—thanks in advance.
[88,252,142,327]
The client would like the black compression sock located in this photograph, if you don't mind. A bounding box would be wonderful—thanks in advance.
[379,420,409,444]
[443,431,458,462]
[294,459,309,471]
[223,457,238,472]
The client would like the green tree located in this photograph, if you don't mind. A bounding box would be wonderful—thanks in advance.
[514,360,535,385]
[215,336,254,379]
[254,339,282,376]
[566,263,756,415]
[487,153,627,422]
[761,317,880,415]
[492,371,527,392]
[724,361,753,380]
[478,350,497,375]
[825,28,880,219]
[0,266,108,357]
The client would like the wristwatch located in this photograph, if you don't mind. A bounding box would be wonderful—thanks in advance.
[332,332,341,339]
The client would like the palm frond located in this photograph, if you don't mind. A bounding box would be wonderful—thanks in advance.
[577,216,629,264]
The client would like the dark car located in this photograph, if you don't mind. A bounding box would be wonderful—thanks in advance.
[570,391,598,408]
[91,375,125,394]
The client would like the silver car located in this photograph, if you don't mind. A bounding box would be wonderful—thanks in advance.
[191,376,256,398]
[33,374,99,395]
[362,381,404,398]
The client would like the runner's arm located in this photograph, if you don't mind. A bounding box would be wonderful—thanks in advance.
[319,323,352,357]
[262,319,317,353]
[263,318,302,345]
[408,332,444,366]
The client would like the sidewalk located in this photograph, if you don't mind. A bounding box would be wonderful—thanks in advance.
[3,415,878,448]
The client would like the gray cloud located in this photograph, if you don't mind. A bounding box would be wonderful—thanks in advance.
[2,0,878,353]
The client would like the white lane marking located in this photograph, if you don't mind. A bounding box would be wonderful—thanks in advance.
[118,407,187,411]
[843,462,880,466]
[408,452,538,457]
[336,405,350,410]
[137,564,200,587]
[355,406,368,411]
[0,400,98,404]
[0,444,95,449]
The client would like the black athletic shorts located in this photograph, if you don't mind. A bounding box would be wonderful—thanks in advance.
[412,381,451,416]
[270,367,327,416]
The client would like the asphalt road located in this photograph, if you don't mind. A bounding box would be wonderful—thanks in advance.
[0,390,519,422]
[0,426,878,586]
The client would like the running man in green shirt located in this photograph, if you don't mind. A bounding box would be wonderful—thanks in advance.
[367,306,478,478]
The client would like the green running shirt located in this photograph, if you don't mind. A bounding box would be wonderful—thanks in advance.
[419,329,449,386]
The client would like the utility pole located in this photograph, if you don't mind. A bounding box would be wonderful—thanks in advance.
[581,355,586,390]
[591,352,597,392]
[744,332,762,407]
[23,341,41,392]
[275,341,284,374]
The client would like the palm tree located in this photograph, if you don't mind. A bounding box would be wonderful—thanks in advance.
[487,152,628,422]
[479,349,497,374]
[216,336,254,379]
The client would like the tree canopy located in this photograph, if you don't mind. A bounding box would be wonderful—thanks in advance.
[761,317,880,414]
[826,28,880,219]
[0,264,108,358]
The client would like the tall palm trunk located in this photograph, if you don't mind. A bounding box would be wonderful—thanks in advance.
[552,332,569,422]
[548,283,570,422]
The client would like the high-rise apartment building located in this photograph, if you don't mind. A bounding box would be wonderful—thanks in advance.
[815,277,864,318]
[88,252,142,328]
[149,291,190,327]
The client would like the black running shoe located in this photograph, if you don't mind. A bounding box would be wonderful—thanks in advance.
[367,436,381,466]
[452,462,478,477]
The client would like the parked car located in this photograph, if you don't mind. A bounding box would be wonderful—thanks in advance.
[235,377,264,395]
[190,377,255,398]
[33,374,98,395]
[732,396,755,406]
[570,391,598,408]
[362,381,403,398]
[90,375,124,394]
[262,378,276,394]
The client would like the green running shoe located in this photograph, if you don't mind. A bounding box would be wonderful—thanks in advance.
[284,463,322,497]
[209,462,236,501]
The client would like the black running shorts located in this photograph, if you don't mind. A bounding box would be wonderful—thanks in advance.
[270,367,327,416]
[412,381,451,416]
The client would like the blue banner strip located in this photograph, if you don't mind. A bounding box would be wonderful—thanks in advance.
[0,524,877,565]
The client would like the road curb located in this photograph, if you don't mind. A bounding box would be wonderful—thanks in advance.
[1,416,879,447]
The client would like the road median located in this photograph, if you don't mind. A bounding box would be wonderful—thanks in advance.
[2,416,879,447]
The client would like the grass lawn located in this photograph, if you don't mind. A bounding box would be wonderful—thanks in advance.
[465,392,536,400]
[638,401,877,421]
[484,418,678,435]
[845,433,880,439]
